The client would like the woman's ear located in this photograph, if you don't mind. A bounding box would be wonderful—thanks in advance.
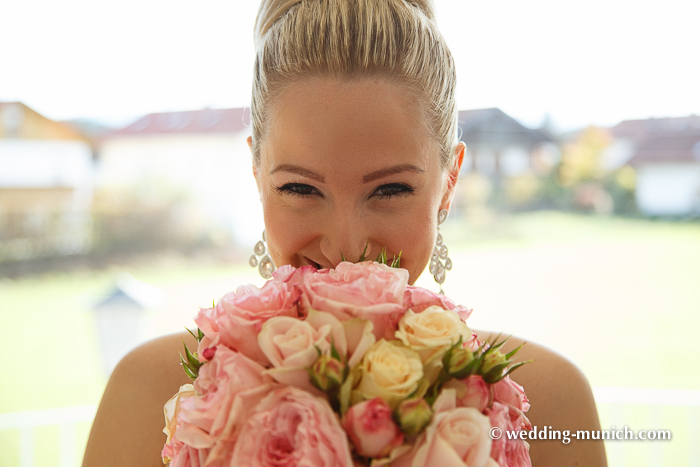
[440,141,466,211]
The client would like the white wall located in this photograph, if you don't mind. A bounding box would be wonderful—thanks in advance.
[0,139,93,212]
[500,146,530,176]
[0,139,92,186]
[97,133,264,246]
[636,163,700,216]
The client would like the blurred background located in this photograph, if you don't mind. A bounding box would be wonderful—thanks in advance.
[1,0,699,466]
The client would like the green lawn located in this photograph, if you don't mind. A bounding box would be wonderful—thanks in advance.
[1,211,699,466]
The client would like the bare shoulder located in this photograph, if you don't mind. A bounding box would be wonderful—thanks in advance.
[83,331,197,467]
[475,331,608,467]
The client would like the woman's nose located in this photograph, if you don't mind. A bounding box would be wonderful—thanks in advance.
[318,213,371,266]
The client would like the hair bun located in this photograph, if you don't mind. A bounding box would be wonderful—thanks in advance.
[254,0,301,48]
[254,0,436,47]
[404,0,436,22]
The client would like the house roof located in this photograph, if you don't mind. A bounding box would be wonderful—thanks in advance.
[457,108,552,145]
[109,108,249,137]
[611,115,700,141]
[628,130,700,165]
[0,101,87,141]
[611,115,700,165]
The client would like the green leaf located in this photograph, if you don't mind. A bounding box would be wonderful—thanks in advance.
[183,340,203,370]
[375,246,388,264]
[340,251,346,262]
[503,360,534,378]
[483,362,510,383]
[484,335,509,355]
[505,342,526,360]
[185,326,199,342]
[358,240,369,262]
[179,353,198,381]
[391,251,403,268]
[330,336,341,362]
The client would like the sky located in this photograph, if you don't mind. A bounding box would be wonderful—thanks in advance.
[1,0,698,131]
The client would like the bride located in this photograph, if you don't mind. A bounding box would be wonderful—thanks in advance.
[83,0,606,465]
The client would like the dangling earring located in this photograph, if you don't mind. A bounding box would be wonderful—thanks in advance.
[249,230,276,279]
[429,209,452,294]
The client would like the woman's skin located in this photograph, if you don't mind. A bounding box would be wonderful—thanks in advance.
[83,78,607,467]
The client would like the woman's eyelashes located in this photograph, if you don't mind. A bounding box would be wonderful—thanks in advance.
[275,183,319,198]
[275,182,415,200]
[372,183,415,200]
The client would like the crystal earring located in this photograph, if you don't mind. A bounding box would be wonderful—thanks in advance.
[249,230,276,279]
[429,209,452,294]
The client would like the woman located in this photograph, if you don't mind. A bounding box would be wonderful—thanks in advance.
[83,0,607,465]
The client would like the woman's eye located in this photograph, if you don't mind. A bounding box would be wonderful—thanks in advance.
[373,183,414,200]
[276,183,319,197]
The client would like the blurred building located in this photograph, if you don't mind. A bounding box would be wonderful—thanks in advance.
[96,108,263,247]
[610,115,700,216]
[0,102,93,262]
[458,108,558,178]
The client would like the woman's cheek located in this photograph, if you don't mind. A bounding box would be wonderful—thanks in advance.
[382,209,435,285]
[263,201,318,268]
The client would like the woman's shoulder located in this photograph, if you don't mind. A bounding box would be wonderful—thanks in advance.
[475,330,608,467]
[83,331,196,467]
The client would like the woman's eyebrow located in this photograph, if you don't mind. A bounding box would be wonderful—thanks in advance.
[363,163,425,183]
[269,164,325,182]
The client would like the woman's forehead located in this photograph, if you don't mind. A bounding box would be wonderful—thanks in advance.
[261,77,440,176]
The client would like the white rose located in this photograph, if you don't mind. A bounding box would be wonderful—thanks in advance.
[353,339,423,409]
[162,383,195,447]
[395,306,471,363]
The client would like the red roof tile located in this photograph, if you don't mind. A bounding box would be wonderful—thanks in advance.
[109,108,250,136]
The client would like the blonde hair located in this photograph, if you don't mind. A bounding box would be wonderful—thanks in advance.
[251,0,458,168]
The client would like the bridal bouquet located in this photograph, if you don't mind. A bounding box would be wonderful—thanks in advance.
[161,260,533,467]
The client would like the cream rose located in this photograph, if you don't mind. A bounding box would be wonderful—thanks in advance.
[353,339,423,409]
[161,383,195,463]
[395,306,471,363]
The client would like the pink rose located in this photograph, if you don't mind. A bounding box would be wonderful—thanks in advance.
[403,286,472,322]
[257,310,376,392]
[391,388,496,467]
[299,261,409,339]
[444,375,490,412]
[172,347,276,466]
[343,398,404,458]
[257,311,346,393]
[465,332,483,352]
[166,444,203,467]
[231,386,354,466]
[492,376,530,414]
[486,402,532,467]
[195,278,301,365]
[393,409,495,467]
[272,264,320,284]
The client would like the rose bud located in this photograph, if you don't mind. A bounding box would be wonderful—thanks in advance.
[443,375,490,412]
[343,398,404,458]
[395,398,432,436]
[481,350,509,383]
[309,354,346,393]
[446,347,475,378]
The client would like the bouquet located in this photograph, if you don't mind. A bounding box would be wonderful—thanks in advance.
[161,259,533,467]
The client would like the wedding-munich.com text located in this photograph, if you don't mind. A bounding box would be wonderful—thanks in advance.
[489,426,672,444]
